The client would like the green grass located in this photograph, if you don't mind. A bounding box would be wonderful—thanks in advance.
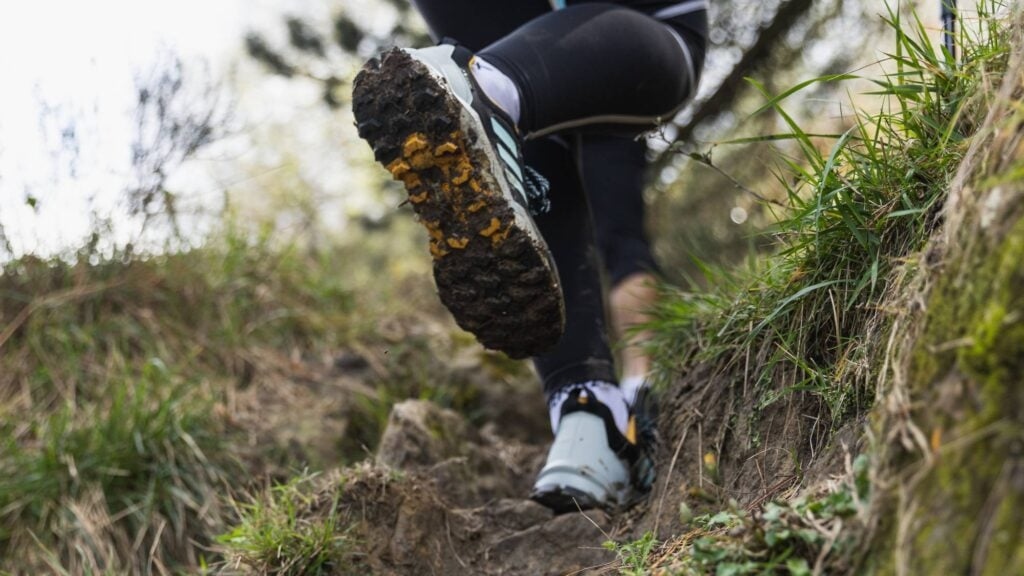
[0,362,229,573]
[649,0,1011,428]
[217,473,356,575]
[604,531,660,576]
[644,1,1013,573]
[0,229,363,572]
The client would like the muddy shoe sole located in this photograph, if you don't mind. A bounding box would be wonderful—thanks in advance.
[530,485,601,515]
[352,49,564,359]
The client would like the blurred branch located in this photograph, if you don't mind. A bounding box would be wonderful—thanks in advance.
[686,148,786,207]
[244,7,430,109]
[128,54,228,236]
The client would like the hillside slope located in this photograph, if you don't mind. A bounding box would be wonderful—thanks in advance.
[3,5,1021,576]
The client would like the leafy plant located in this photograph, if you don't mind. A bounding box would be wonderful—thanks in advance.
[604,531,660,575]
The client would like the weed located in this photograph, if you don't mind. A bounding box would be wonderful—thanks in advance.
[604,531,660,576]
[655,460,867,574]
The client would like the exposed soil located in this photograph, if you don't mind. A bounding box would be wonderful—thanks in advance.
[231,333,857,575]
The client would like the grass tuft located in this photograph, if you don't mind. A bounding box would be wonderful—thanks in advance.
[217,473,356,576]
[0,362,228,573]
[604,531,660,576]
[649,0,1011,428]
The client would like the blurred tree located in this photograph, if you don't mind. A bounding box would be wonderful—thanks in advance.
[244,2,430,110]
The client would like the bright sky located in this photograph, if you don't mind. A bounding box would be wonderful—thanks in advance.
[0,0,969,258]
[0,0,402,258]
[0,0,254,256]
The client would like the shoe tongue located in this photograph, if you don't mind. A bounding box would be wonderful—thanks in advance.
[547,381,629,437]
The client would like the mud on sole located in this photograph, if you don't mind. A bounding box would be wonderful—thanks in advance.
[352,48,564,359]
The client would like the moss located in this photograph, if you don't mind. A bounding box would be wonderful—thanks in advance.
[981,486,1024,576]
[874,211,1024,575]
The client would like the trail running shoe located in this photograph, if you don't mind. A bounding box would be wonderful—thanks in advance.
[352,45,564,359]
[530,382,657,514]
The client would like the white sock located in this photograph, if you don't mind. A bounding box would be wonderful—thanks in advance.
[619,375,648,407]
[547,381,629,436]
[470,57,521,126]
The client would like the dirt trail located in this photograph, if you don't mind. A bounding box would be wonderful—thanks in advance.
[340,400,620,575]
[321,362,842,575]
[225,297,853,574]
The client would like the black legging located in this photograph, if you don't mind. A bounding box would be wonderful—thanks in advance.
[409,0,708,393]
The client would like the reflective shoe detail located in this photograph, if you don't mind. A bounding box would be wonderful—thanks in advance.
[352,46,565,359]
[531,411,631,514]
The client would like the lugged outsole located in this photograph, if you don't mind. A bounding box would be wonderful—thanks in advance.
[352,48,564,359]
[530,485,601,515]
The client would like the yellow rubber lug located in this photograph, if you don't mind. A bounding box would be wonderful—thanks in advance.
[452,158,473,185]
[409,190,428,204]
[403,133,430,157]
[479,218,501,237]
[409,150,434,170]
[468,179,483,193]
[434,142,458,156]
[467,199,487,213]
[387,159,411,179]
[429,241,448,259]
[423,220,444,241]
[446,237,469,249]
[402,173,422,190]
[490,226,511,247]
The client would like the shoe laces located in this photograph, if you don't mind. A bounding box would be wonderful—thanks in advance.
[523,165,551,216]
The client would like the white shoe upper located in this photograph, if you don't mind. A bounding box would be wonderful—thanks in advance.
[533,382,635,509]
[405,45,475,105]
[532,411,632,507]
[546,381,630,436]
